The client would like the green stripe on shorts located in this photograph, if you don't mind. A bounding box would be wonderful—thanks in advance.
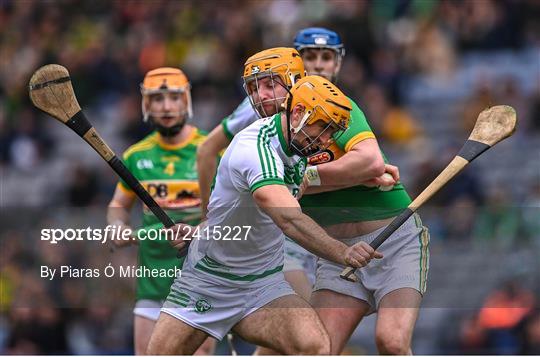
[167,295,188,307]
[170,289,190,301]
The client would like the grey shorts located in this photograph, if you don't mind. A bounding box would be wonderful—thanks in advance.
[161,270,296,340]
[283,237,317,284]
[314,213,429,314]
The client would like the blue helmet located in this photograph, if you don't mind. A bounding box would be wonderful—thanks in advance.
[293,27,345,58]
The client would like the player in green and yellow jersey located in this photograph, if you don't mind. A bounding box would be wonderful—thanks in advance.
[107,68,214,355]
[293,28,429,355]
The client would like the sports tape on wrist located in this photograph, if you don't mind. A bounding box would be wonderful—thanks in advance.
[305,166,321,186]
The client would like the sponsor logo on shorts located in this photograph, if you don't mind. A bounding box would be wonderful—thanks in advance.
[195,298,212,314]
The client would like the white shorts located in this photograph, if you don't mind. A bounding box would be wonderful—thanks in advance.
[314,213,429,314]
[283,237,317,283]
[133,299,163,321]
[161,270,296,340]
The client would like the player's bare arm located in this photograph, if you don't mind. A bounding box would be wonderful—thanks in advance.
[314,138,386,185]
[107,186,137,247]
[197,125,230,217]
[303,163,399,197]
[253,184,382,267]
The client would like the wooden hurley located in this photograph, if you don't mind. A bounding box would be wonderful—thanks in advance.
[340,105,517,282]
[29,64,189,257]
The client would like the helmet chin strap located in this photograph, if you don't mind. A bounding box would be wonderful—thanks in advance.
[288,109,320,157]
[284,91,295,154]
[274,79,316,157]
[291,110,312,134]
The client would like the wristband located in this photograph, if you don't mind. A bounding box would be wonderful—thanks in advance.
[305,166,321,186]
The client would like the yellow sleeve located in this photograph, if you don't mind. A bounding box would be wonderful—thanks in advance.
[344,131,376,152]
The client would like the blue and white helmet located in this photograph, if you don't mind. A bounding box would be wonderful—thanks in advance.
[293,27,345,82]
[293,27,345,58]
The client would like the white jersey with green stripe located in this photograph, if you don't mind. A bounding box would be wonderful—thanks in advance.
[186,113,307,287]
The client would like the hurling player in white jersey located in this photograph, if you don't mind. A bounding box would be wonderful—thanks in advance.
[197,46,320,305]
[146,59,384,354]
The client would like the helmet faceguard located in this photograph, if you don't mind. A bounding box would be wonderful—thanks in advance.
[243,70,289,119]
[243,48,305,118]
[285,75,351,157]
[140,67,193,137]
[293,27,345,83]
[289,106,348,157]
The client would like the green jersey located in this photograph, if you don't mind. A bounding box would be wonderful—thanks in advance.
[117,127,207,300]
[299,99,411,226]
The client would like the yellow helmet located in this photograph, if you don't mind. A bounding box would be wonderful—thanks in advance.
[243,47,305,87]
[287,75,351,133]
[243,47,305,118]
[285,75,351,157]
[140,67,192,122]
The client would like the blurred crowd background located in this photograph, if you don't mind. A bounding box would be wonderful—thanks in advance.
[1,0,539,354]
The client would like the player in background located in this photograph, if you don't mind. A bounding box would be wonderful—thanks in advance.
[293,27,429,355]
[106,68,214,355]
[147,74,382,355]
